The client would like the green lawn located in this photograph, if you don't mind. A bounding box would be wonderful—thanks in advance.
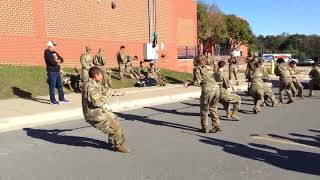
[0,65,192,100]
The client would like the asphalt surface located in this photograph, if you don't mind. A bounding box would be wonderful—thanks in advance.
[0,90,319,180]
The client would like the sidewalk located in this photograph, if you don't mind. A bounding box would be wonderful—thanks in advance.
[1,72,310,133]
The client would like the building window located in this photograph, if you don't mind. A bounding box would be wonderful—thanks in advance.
[177,46,197,59]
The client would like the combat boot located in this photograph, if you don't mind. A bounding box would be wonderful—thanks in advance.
[253,107,260,114]
[209,126,222,133]
[200,127,209,134]
[116,144,131,153]
[287,99,295,104]
[231,111,240,121]
[226,111,232,119]
[272,100,279,107]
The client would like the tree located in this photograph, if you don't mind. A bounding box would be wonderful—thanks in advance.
[224,15,254,52]
[197,2,211,44]
[206,3,228,44]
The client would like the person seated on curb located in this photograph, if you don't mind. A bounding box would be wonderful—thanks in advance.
[137,60,148,79]
[82,67,131,153]
[289,61,304,99]
[125,56,140,79]
[249,61,279,114]
[214,61,241,121]
[308,63,320,96]
[147,62,166,86]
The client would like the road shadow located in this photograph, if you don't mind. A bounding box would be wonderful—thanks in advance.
[144,106,199,117]
[23,127,114,151]
[196,135,320,176]
[268,133,320,148]
[309,129,320,133]
[239,109,255,114]
[164,76,184,84]
[11,87,51,104]
[116,112,200,132]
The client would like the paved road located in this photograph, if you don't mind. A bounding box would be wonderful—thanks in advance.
[0,91,319,180]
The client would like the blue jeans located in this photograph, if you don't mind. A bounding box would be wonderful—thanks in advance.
[47,72,65,102]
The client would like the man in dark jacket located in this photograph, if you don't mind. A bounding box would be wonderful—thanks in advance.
[44,41,69,104]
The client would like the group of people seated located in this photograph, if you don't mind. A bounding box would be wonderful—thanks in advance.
[59,46,166,93]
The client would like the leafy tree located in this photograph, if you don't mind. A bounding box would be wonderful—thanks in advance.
[197,2,211,44]
[224,15,255,52]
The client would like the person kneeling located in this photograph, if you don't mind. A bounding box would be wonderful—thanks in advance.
[214,61,241,121]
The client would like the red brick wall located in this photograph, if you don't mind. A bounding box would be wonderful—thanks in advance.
[0,0,197,73]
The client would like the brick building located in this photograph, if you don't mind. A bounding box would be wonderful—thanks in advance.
[0,0,197,72]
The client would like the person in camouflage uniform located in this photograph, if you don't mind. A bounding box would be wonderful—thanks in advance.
[191,56,221,133]
[228,53,239,85]
[249,61,279,113]
[125,56,140,79]
[82,67,131,153]
[207,52,216,71]
[274,58,295,104]
[246,52,260,82]
[147,62,166,86]
[93,48,112,88]
[214,61,241,121]
[116,46,127,80]
[137,61,148,79]
[308,63,320,96]
[80,46,94,85]
[245,51,253,64]
[289,61,304,98]
[184,53,206,87]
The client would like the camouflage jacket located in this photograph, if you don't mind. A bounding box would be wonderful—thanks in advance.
[214,69,230,89]
[93,53,106,67]
[251,67,268,88]
[289,67,298,78]
[195,65,219,93]
[147,67,161,80]
[274,63,292,82]
[309,68,320,79]
[228,57,238,68]
[80,53,93,70]
[116,50,127,64]
[82,78,109,122]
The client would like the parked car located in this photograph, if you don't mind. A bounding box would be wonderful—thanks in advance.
[289,58,299,63]
[302,59,315,65]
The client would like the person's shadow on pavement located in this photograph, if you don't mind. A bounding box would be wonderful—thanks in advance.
[12,87,51,104]
[23,127,114,151]
[116,112,200,132]
[196,135,320,176]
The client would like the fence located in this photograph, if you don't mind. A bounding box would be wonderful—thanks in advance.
[177,46,197,59]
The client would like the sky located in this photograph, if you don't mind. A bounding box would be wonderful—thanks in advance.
[202,0,320,36]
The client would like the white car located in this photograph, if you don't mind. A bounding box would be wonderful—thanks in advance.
[289,58,299,63]
[302,59,315,65]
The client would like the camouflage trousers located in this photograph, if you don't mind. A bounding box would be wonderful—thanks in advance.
[192,67,200,86]
[200,88,220,129]
[119,63,126,79]
[279,80,295,103]
[250,84,277,111]
[229,67,238,81]
[87,109,125,146]
[309,77,320,95]
[291,78,303,97]
[98,67,112,88]
[81,68,89,85]
[219,88,241,115]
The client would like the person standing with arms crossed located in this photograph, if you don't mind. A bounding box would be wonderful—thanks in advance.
[44,41,69,104]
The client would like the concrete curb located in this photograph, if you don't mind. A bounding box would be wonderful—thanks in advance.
[0,84,251,133]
